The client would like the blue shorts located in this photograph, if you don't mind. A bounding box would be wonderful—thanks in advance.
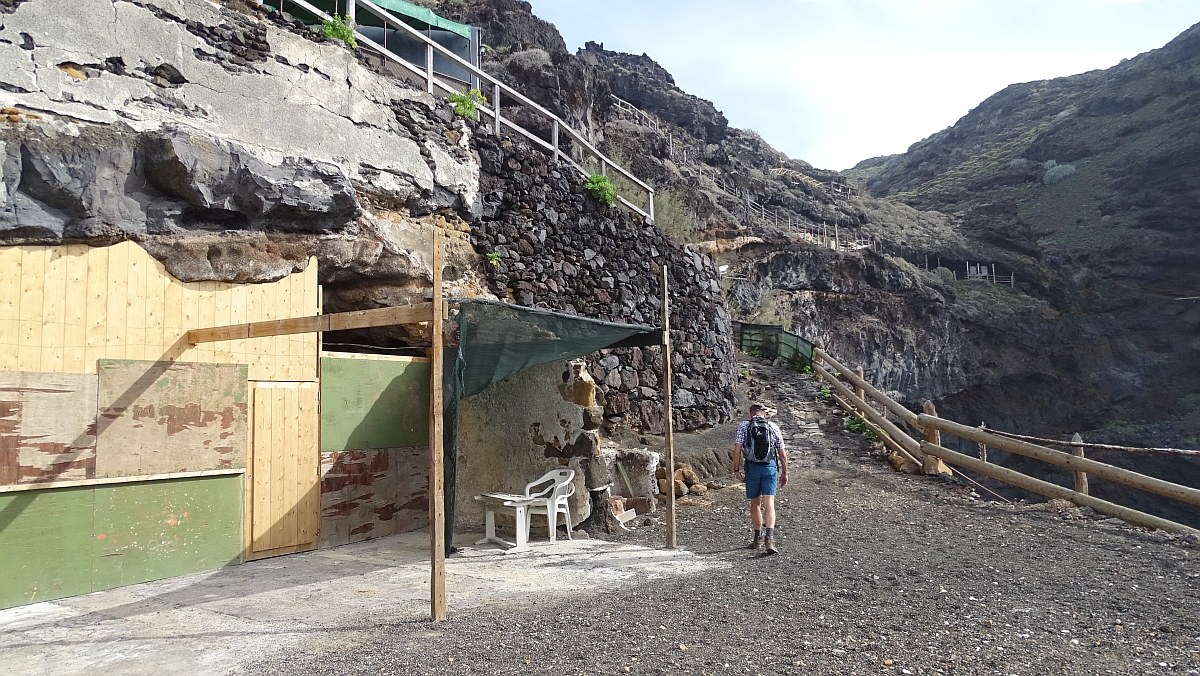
[744,462,778,500]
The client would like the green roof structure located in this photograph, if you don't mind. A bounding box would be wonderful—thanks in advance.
[367,0,471,39]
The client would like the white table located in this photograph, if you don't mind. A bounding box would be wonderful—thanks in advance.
[473,492,536,552]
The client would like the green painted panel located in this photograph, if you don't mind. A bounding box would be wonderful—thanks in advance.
[320,358,430,451]
[90,476,244,590]
[0,488,95,608]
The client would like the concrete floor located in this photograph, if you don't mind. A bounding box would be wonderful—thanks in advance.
[0,530,721,676]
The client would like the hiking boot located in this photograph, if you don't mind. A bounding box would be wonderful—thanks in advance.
[764,538,778,555]
[748,534,762,550]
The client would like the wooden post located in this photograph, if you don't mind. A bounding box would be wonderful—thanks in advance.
[1072,432,1089,495]
[428,230,446,622]
[920,401,950,475]
[978,422,988,462]
[346,0,355,27]
[854,366,865,415]
[661,264,677,549]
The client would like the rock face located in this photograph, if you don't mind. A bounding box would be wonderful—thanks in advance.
[470,131,737,430]
[0,0,735,432]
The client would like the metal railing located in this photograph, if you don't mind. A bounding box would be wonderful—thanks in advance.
[611,95,659,132]
[275,0,655,223]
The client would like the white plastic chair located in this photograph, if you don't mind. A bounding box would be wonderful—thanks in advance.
[524,469,576,542]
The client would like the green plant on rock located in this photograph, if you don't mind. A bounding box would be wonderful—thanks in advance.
[485,251,502,265]
[847,416,881,443]
[448,89,486,121]
[746,348,763,358]
[585,174,615,207]
[322,14,357,49]
[820,385,832,401]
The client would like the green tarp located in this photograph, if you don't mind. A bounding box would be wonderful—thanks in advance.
[441,299,662,554]
[367,0,471,39]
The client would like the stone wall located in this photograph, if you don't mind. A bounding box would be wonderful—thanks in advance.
[468,131,737,432]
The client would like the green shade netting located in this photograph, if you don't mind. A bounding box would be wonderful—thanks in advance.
[367,0,471,39]
[441,299,661,554]
[737,322,813,364]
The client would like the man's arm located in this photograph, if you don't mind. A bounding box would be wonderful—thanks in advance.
[773,423,789,488]
[733,443,744,483]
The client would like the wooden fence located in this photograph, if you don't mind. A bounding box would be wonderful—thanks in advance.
[811,346,1200,536]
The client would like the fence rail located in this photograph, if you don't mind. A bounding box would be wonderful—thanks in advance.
[274,0,655,223]
[810,346,1200,535]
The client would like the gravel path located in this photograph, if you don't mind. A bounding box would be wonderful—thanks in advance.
[260,362,1200,676]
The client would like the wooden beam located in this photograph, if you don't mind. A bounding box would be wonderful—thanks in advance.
[815,348,921,429]
[919,414,1200,508]
[921,442,1199,535]
[429,231,447,622]
[662,264,677,550]
[813,360,924,459]
[187,303,437,345]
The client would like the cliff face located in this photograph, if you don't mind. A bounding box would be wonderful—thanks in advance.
[0,0,736,431]
[838,22,1200,448]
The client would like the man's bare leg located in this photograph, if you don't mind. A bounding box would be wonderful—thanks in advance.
[762,495,776,529]
[749,496,764,529]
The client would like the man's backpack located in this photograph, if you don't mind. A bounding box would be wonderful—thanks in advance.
[744,416,776,464]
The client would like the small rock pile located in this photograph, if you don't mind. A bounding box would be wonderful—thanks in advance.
[655,462,714,499]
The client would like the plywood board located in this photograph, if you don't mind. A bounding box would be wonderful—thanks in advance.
[319,447,428,549]
[0,372,98,486]
[96,360,247,477]
[0,242,318,381]
[90,475,244,590]
[0,487,96,608]
[320,357,430,452]
[248,382,319,559]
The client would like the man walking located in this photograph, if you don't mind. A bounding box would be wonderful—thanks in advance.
[733,403,788,554]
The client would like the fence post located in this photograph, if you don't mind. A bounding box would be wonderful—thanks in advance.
[648,190,655,224]
[1072,432,1089,495]
[347,0,355,26]
[600,159,606,177]
[492,84,501,134]
[551,119,559,164]
[978,422,988,462]
[921,401,949,475]
[425,43,434,93]
[854,366,865,415]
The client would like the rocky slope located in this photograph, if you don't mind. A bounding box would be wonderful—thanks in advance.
[0,0,736,430]
[842,22,1200,448]
[410,1,1200,520]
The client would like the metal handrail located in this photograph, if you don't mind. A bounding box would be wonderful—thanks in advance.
[277,0,654,222]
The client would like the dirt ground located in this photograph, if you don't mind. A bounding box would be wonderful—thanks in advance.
[259,359,1200,676]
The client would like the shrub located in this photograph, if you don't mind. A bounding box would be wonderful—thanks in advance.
[1007,158,1031,171]
[448,89,486,121]
[584,174,615,207]
[653,189,697,243]
[322,14,357,49]
[820,385,832,401]
[1043,159,1058,170]
[484,251,501,265]
[1043,164,1076,185]
[847,416,882,442]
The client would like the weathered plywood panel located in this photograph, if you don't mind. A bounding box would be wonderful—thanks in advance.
[248,382,319,558]
[96,360,247,477]
[320,356,430,452]
[90,475,244,591]
[0,487,95,608]
[0,372,98,486]
[0,242,319,381]
[319,447,428,549]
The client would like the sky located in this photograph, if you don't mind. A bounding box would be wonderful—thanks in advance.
[528,0,1200,170]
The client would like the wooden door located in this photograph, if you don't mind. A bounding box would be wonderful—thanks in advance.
[246,381,320,560]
